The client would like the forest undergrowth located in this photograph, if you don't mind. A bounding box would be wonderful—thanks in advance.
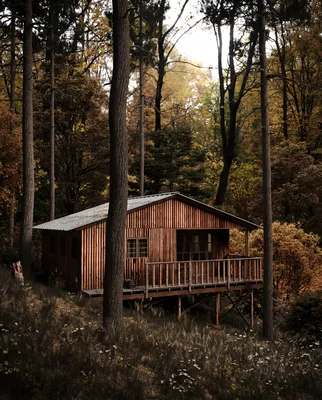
[0,269,322,400]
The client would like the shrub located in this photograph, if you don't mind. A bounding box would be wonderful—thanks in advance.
[230,222,322,299]
[285,292,322,339]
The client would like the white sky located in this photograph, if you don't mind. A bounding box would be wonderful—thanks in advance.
[166,0,225,80]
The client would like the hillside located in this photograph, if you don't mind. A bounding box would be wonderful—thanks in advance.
[0,270,322,400]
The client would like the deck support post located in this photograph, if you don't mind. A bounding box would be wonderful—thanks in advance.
[145,263,149,299]
[215,293,220,326]
[178,296,182,320]
[250,290,254,328]
[134,299,143,314]
[188,260,192,292]
[245,230,250,256]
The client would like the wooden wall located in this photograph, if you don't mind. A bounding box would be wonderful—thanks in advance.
[81,221,106,291]
[80,227,229,291]
[127,199,243,229]
[54,198,238,291]
[80,224,177,290]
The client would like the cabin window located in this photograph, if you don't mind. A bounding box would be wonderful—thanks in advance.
[60,237,66,256]
[177,231,213,261]
[50,236,57,254]
[72,238,79,259]
[127,238,148,258]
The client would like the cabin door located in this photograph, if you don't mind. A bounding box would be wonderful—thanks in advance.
[176,231,213,261]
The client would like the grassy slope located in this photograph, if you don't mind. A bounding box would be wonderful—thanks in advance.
[0,269,322,400]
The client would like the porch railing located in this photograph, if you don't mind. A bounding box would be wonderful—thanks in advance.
[144,257,263,298]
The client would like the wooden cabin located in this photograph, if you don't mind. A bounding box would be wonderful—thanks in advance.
[34,192,263,304]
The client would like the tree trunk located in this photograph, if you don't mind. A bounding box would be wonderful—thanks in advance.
[212,11,258,207]
[49,1,55,220]
[214,155,233,206]
[259,0,274,341]
[154,0,166,132]
[20,0,35,271]
[9,3,16,251]
[103,0,130,339]
[139,0,145,196]
[155,62,164,132]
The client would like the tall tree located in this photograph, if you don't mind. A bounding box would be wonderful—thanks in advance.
[259,0,273,341]
[9,0,17,249]
[49,0,55,220]
[202,0,259,206]
[103,0,130,337]
[154,0,189,131]
[34,58,109,215]
[20,0,35,270]
[268,0,311,139]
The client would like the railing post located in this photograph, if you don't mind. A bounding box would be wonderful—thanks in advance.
[145,263,149,299]
[227,259,230,289]
[189,260,192,292]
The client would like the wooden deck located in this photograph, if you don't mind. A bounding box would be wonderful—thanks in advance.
[83,257,263,300]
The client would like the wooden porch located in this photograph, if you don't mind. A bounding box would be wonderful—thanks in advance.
[83,257,263,300]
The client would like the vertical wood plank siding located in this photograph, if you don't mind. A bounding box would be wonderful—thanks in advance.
[126,199,241,229]
[79,199,245,290]
[81,221,107,290]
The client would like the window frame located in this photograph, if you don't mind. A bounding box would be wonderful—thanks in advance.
[126,237,148,258]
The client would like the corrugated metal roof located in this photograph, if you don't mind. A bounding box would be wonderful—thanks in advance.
[33,191,261,232]
[33,192,178,231]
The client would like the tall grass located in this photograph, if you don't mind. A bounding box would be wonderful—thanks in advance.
[1,272,322,399]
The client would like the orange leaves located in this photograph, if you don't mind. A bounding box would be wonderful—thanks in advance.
[0,103,22,214]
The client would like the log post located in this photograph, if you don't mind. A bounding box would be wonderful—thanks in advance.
[145,263,149,298]
[215,293,220,326]
[245,230,250,256]
[178,296,182,321]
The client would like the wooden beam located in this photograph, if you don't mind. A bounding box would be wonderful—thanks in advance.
[122,284,263,300]
[181,296,209,317]
[178,296,182,320]
[223,292,251,327]
[215,293,220,326]
[145,263,149,298]
[245,230,250,256]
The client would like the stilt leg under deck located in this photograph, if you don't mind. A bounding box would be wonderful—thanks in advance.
[215,293,220,326]
[134,299,143,314]
[178,296,182,320]
[250,291,254,328]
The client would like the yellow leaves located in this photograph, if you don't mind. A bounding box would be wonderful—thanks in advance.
[230,222,322,298]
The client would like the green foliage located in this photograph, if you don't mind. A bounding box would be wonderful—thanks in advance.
[142,126,206,196]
